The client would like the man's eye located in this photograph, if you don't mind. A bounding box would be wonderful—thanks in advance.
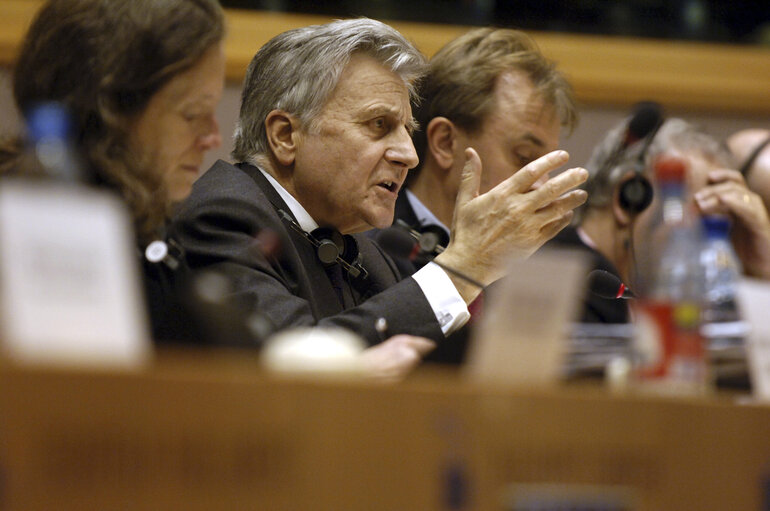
[371,117,387,131]
[514,149,536,168]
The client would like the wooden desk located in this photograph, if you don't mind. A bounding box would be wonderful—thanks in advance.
[0,356,767,510]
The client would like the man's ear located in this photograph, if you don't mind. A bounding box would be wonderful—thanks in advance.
[426,117,458,170]
[265,110,301,167]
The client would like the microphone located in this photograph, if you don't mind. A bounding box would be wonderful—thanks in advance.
[625,101,663,146]
[595,102,663,180]
[375,227,484,289]
[588,269,636,299]
[394,219,447,255]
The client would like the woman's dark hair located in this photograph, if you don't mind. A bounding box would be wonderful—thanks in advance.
[4,0,225,242]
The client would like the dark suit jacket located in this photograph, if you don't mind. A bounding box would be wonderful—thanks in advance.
[369,191,450,275]
[142,243,263,347]
[169,161,444,346]
[368,190,469,364]
[545,226,630,324]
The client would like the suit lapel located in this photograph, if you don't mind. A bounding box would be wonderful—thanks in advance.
[237,163,347,317]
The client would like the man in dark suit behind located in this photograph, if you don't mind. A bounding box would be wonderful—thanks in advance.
[383,28,577,271]
[170,19,589,375]
[373,28,580,362]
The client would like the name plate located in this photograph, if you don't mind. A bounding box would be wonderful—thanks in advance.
[738,277,770,400]
[466,248,587,386]
[0,180,151,367]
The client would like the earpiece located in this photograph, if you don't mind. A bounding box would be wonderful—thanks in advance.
[278,210,368,279]
[310,227,348,265]
[617,165,654,214]
[310,226,363,270]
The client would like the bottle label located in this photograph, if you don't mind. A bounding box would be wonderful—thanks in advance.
[635,300,708,390]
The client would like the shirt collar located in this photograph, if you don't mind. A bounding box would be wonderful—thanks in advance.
[576,226,598,250]
[258,168,319,232]
[405,189,450,236]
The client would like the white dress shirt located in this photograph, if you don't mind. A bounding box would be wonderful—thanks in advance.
[259,169,469,335]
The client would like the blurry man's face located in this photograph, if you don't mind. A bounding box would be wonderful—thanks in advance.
[290,54,418,233]
[459,70,561,195]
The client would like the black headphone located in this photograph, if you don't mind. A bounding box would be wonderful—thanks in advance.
[738,134,770,177]
[278,209,369,280]
[615,112,663,215]
[617,160,655,214]
[586,103,661,216]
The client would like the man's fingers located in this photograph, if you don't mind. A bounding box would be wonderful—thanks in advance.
[531,168,588,209]
[508,150,570,193]
[456,147,482,209]
[535,189,588,217]
[540,211,574,240]
[695,183,755,215]
[707,168,746,185]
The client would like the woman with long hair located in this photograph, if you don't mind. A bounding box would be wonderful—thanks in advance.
[1,0,226,342]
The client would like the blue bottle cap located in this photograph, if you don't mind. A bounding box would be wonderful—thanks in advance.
[701,215,730,239]
[25,102,71,143]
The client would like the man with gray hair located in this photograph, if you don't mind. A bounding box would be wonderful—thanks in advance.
[373,27,579,362]
[557,117,770,325]
[170,18,588,370]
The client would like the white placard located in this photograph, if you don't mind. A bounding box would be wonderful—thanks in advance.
[0,180,151,367]
[465,248,588,386]
[737,277,770,401]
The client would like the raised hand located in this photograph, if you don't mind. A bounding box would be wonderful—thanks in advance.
[435,148,588,302]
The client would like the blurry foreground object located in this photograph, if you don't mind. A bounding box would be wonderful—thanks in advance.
[0,103,151,368]
[261,327,366,375]
[465,248,587,387]
[737,278,770,401]
[633,157,710,394]
[262,327,434,383]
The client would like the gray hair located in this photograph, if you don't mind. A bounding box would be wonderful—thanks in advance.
[232,18,427,164]
[576,116,734,224]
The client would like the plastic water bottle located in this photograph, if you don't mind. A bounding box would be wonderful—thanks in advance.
[699,215,746,348]
[635,156,709,393]
[23,102,88,182]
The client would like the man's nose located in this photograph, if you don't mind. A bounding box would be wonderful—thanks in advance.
[386,126,419,170]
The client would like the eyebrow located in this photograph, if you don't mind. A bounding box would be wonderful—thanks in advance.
[182,93,218,107]
[362,105,418,133]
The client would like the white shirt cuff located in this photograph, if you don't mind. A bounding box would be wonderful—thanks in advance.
[412,262,470,336]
